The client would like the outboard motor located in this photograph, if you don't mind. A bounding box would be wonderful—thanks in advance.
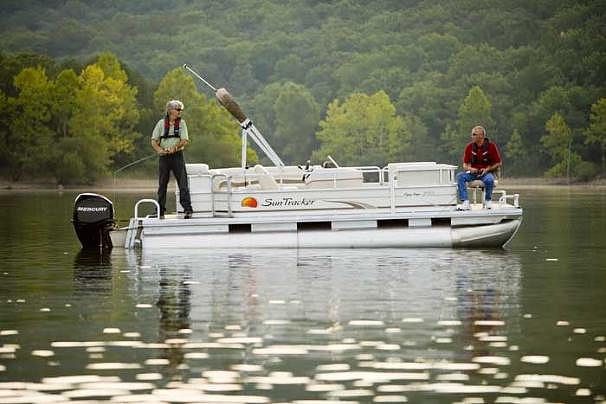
[73,193,115,250]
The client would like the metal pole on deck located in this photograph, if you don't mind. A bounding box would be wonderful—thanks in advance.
[183,64,285,167]
[241,129,247,169]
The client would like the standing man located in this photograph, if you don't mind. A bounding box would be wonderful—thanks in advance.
[151,100,193,219]
[456,125,502,210]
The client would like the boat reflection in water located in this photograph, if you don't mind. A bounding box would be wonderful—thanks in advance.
[100,248,526,402]
[55,247,599,402]
[137,248,521,333]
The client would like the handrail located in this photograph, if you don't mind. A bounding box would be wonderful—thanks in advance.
[351,166,383,185]
[390,175,396,213]
[210,173,233,217]
[382,166,390,185]
[499,192,520,208]
[303,165,383,188]
[134,199,160,219]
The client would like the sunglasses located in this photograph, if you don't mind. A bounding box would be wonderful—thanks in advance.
[175,108,183,112]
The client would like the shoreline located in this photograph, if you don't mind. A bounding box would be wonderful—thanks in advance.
[2,177,605,192]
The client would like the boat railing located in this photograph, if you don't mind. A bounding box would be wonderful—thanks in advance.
[211,173,233,217]
[210,166,384,191]
[134,199,160,219]
[350,166,383,185]
[498,192,520,208]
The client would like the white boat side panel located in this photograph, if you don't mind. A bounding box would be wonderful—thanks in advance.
[451,215,504,226]
[217,185,457,213]
[408,218,432,227]
[139,218,521,249]
[251,222,298,232]
[394,186,457,206]
[298,227,453,248]
[144,223,229,236]
[331,220,377,230]
[144,231,298,249]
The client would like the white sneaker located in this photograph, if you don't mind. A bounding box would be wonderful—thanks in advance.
[457,200,471,211]
[484,200,493,209]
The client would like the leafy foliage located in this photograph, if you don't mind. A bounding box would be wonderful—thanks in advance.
[313,91,410,166]
[0,0,604,181]
[586,98,606,174]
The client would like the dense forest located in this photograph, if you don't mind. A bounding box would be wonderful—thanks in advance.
[0,0,604,183]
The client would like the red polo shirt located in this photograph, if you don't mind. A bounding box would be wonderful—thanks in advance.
[463,140,501,169]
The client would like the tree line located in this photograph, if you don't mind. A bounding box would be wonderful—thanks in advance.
[0,0,605,183]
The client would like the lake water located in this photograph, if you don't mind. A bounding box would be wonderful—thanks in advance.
[0,188,605,403]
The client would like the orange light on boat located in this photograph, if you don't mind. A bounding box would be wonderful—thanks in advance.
[241,197,258,208]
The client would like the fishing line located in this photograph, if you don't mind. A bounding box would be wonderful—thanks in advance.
[112,153,157,206]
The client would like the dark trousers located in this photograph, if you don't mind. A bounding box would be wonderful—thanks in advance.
[157,151,193,214]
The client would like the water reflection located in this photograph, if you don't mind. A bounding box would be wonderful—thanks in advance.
[156,265,192,381]
[73,249,113,293]
[139,248,522,332]
[3,244,604,402]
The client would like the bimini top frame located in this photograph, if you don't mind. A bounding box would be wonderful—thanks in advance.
[183,64,285,168]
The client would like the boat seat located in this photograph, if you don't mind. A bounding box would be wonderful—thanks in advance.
[304,167,363,188]
[253,164,280,190]
[467,178,499,204]
[186,163,210,175]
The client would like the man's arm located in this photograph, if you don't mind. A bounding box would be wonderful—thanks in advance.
[461,145,480,173]
[478,161,501,175]
[151,138,166,155]
[151,120,166,155]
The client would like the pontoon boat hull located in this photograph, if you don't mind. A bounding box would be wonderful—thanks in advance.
[112,207,522,249]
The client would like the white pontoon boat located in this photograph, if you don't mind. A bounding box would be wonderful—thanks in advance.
[74,65,522,250]
[107,160,521,249]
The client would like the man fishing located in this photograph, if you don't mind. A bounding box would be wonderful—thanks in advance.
[456,125,502,210]
[151,100,193,219]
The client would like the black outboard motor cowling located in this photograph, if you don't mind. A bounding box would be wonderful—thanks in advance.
[73,193,115,250]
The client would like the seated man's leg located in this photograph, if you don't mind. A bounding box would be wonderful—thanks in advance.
[481,173,495,201]
[456,171,474,202]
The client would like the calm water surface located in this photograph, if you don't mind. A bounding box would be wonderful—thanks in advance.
[0,188,605,403]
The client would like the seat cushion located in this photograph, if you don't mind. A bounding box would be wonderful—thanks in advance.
[467,179,499,188]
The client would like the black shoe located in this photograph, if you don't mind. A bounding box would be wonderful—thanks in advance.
[184,211,193,219]
[159,215,165,220]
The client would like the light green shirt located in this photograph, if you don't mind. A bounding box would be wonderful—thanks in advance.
[151,118,189,149]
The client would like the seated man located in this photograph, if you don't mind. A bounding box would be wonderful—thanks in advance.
[456,125,502,210]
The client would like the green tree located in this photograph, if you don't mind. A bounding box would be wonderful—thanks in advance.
[313,91,410,166]
[541,112,580,180]
[505,129,526,176]
[273,82,320,164]
[7,67,55,180]
[441,86,494,162]
[249,82,284,143]
[50,69,78,137]
[586,98,606,175]
[62,55,141,183]
[0,90,8,170]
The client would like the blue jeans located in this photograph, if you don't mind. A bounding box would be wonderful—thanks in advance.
[456,171,495,202]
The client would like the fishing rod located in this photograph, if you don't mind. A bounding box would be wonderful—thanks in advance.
[111,153,157,203]
[113,153,157,175]
[182,64,284,167]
